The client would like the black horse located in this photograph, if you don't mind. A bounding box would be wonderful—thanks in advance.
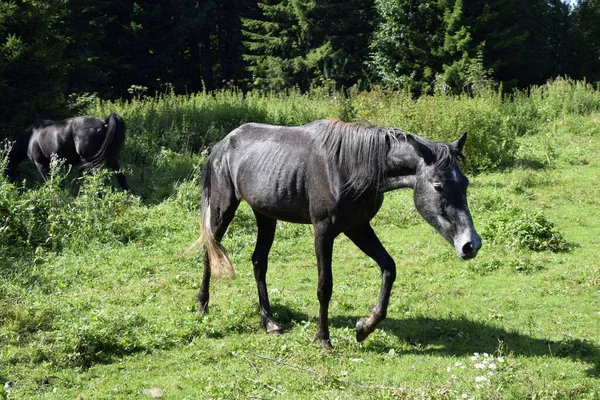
[6,113,128,190]
[198,119,481,348]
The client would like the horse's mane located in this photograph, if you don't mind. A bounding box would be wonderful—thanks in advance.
[424,137,465,170]
[315,119,397,194]
[315,119,463,194]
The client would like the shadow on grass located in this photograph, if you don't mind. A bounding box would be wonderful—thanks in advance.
[264,303,600,378]
[328,314,599,378]
[268,303,599,377]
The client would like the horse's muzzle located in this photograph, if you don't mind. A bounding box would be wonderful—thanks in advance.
[455,232,482,260]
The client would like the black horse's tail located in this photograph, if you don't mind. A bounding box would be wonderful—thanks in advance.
[85,113,126,170]
[198,160,235,278]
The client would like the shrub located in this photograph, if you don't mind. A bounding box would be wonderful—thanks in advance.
[342,88,519,172]
[482,206,569,252]
[529,77,600,121]
[0,149,144,254]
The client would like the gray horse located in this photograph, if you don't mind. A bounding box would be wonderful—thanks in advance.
[198,119,481,348]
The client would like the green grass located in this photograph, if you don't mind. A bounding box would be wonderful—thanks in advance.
[2,87,600,399]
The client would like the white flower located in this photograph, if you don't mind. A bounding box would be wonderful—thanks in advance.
[475,376,489,383]
[474,363,486,369]
[488,363,497,370]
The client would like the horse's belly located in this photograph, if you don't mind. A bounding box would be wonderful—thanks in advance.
[242,184,311,224]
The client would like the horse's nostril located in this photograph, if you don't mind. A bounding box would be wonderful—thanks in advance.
[462,242,474,254]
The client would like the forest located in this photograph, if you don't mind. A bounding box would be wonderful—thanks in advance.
[1,0,600,136]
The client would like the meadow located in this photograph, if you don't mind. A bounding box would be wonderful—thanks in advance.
[1,78,599,399]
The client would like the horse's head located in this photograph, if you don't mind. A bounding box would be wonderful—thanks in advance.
[408,133,481,260]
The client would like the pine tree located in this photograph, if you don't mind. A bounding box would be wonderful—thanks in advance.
[370,0,445,94]
[570,0,600,82]
[0,0,68,136]
[242,0,373,91]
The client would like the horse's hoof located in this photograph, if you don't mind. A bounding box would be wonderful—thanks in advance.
[264,321,282,335]
[198,305,209,314]
[355,318,371,342]
[313,333,333,349]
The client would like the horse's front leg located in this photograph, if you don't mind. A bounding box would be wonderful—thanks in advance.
[34,160,50,182]
[313,221,336,349]
[344,223,396,342]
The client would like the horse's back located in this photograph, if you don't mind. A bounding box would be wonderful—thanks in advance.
[27,118,79,162]
[210,122,326,223]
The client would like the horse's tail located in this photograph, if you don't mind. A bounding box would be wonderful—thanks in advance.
[199,159,235,279]
[86,113,126,170]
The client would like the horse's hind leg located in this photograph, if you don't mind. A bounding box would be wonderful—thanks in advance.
[196,189,239,314]
[108,158,128,190]
[344,223,396,342]
[252,211,281,334]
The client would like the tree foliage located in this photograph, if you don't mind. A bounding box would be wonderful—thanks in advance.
[243,0,373,91]
[1,0,600,138]
[0,0,68,132]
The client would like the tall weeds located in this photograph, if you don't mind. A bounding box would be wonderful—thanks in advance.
[82,78,598,175]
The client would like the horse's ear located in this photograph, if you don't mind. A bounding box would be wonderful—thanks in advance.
[406,134,436,165]
[452,132,467,152]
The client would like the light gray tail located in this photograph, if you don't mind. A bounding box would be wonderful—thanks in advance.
[200,160,235,278]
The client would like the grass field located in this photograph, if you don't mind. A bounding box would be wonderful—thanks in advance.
[1,85,600,399]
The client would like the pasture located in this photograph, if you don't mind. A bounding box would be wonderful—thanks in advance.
[1,80,599,399]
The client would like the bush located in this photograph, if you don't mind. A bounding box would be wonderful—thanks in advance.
[0,150,144,254]
[348,88,519,172]
[530,77,600,121]
[482,206,569,252]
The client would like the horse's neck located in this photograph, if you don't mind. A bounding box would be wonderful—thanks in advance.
[380,175,416,192]
[381,140,422,192]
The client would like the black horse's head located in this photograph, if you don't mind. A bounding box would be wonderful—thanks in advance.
[408,133,482,260]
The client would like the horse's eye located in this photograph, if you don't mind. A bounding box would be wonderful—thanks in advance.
[433,182,443,192]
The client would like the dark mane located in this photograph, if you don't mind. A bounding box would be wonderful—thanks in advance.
[423,138,465,170]
[315,119,396,194]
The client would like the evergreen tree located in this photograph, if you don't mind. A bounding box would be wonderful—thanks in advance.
[0,0,68,136]
[370,0,577,93]
[370,0,445,94]
[569,0,600,82]
[63,0,131,96]
[243,0,373,91]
